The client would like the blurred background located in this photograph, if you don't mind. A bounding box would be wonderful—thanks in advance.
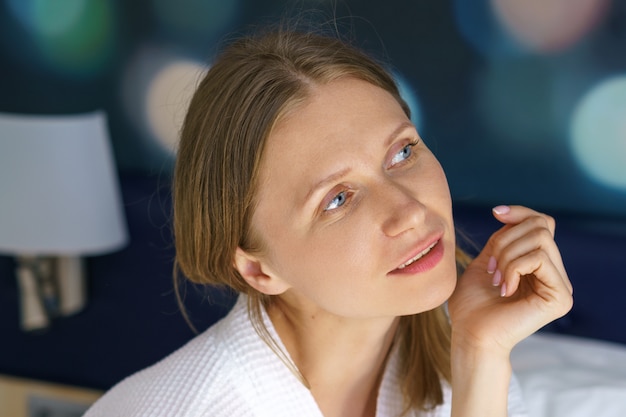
[0,1,625,412]
[1,0,625,218]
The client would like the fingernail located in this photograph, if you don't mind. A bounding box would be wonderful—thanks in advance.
[500,282,507,297]
[487,256,497,274]
[492,270,502,286]
[493,205,511,215]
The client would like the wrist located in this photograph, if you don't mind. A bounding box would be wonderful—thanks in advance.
[450,327,514,361]
[449,335,513,417]
[450,341,512,377]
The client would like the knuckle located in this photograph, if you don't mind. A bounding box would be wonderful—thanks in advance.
[535,248,551,263]
[488,232,505,252]
[489,231,507,252]
[490,234,503,249]
[532,227,554,242]
[558,292,574,316]
[543,214,556,234]
[503,249,545,276]
[502,255,522,276]
[525,215,555,239]
[535,213,555,230]
[530,215,548,229]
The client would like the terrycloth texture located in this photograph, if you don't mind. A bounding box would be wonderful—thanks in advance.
[84,295,527,417]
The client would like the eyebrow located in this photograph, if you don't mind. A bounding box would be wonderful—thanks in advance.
[384,121,415,147]
[304,167,352,204]
[303,121,416,204]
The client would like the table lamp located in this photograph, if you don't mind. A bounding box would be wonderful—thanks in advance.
[0,111,128,331]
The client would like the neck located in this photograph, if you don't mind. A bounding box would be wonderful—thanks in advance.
[268,295,399,417]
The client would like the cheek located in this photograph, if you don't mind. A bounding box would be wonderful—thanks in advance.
[260,219,378,300]
[421,158,452,209]
[427,156,450,190]
[282,227,374,278]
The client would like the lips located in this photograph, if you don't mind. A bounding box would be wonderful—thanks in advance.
[389,235,444,275]
[396,240,437,269]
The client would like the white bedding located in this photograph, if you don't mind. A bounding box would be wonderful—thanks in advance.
[511,333,626,417]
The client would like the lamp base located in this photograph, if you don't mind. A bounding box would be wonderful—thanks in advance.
[56,256,86,316]
[15,255,86,331]
[16,261,50,331]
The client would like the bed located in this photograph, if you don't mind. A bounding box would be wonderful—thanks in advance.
[512,332,626,416]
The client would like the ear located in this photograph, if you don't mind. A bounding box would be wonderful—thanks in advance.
[233,247,290,295]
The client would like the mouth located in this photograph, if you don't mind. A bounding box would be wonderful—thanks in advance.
[389,235,444,275]
[396,240,438,269]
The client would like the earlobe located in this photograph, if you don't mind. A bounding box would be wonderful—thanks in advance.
[233,247,290,295]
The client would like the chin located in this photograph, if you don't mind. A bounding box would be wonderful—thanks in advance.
[420,257,458,313]
[393,240,458,316]
[397,278,456,317]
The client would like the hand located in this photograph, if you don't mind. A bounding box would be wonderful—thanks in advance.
[448,205,574,355]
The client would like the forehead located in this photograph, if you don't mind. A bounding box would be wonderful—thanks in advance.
[256,77,409,208]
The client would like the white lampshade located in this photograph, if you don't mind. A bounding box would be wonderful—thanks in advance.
[0,111,128,256]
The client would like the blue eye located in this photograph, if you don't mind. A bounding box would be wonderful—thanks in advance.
[325,191,347,211]
[390,143,415,166]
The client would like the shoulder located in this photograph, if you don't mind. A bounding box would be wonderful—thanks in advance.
[84,298,255,417]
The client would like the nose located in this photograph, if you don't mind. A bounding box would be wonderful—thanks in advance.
[377,180,426,237]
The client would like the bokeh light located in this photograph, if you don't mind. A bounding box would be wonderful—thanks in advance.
[492,0,609,53]
[152,0,240,42]
[7,0,85,36]
[455,0,608,57]
[121,47,207,156]
[570,76,626,190]
[474,59,558,147]
[5,0,116,77]
[122,56,421,157]
[453,0,525,58]
[146,60,207,154]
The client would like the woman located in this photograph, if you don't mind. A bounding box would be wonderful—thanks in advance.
[85,27,573,417]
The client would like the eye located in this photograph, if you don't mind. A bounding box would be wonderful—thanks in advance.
[324,191,348,212]
[390,141,418,167]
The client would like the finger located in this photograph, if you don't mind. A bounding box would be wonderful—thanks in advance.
[488,220,569,285]
[500,249,573,315]
[485,215,565,282]
[488,214,555,257]
[498,248,572,296]
[492,205,556,236]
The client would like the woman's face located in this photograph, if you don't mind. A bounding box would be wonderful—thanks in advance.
[248,77,457,319]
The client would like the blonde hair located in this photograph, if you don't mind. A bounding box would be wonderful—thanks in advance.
[174,27,469,413]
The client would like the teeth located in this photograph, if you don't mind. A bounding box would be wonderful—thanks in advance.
[397,241,437,269]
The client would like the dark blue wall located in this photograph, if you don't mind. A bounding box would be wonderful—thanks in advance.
[1,0,625,217]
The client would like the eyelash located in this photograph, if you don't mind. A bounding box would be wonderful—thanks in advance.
[323,189,353,213]
[321,139,420,214]
[389,140,419,167]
